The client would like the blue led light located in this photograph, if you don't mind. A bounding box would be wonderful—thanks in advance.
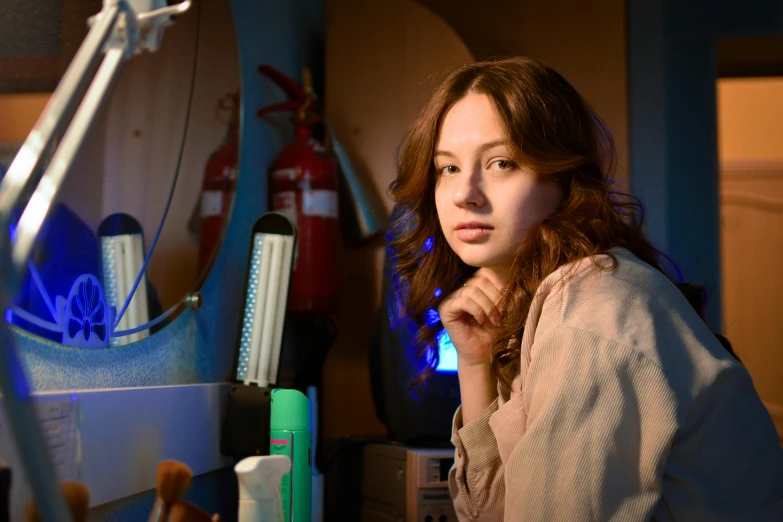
[425,308,440,326]
[424,237,434,252]
[434,287,442,298]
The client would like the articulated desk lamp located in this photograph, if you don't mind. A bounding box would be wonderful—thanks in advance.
[0,1,191,519]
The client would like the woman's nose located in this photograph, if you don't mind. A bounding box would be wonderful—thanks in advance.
[452,169,485,207]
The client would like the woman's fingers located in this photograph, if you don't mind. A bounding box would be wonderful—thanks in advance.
[438,269,507,328]
[440,293,491,326]
[466,277,503,309]
[462,269,505,321]
[473,268,506,296]
[459,285,500,325]
[440,284,498,327]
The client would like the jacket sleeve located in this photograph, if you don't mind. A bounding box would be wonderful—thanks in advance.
[503,324,679,521]
[449,398,506,521]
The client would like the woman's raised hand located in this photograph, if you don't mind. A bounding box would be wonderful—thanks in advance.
[437,268,505,368]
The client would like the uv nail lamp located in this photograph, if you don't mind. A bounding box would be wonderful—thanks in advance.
[222,212,296,457]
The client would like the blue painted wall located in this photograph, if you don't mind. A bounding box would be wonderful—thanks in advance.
[628,0,783,330]
[8,0,324,518]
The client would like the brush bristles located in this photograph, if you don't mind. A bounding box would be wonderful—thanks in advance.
[156,460,192,503]
[24,481,90,522]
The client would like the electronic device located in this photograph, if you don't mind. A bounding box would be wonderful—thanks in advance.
[369,204,460,445]
[361,443,456,522]
[222,212,296,458]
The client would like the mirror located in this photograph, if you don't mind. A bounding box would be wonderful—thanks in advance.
[0,0,240,346]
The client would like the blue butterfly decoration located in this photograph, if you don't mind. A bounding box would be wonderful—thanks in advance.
[54,275,117,349]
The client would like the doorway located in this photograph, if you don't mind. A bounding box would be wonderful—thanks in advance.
[716,75,783,442]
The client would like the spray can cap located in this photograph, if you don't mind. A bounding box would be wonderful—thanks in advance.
[270,388,311,431]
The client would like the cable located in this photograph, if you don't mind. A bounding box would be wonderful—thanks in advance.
[113,2,203,330]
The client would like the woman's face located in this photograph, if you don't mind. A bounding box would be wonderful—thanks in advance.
[434,93,562,281]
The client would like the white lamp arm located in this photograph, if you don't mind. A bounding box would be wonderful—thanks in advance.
[0,2,190,521]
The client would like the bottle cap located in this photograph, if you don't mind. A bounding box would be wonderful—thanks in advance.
[270,388,311,431]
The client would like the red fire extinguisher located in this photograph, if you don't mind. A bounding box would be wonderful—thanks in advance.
[198,92,240,274]
[257,65,339,313]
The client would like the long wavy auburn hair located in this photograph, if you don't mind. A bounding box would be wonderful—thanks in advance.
[387,56,737,391]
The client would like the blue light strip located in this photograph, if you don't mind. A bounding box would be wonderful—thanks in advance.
[8,305,60,332]
[236,233,264,381]
[112,302,180,337]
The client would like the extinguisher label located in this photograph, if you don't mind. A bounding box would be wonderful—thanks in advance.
[273,191,298,225]
[271,168,298,181]
[273,191,299,268]
[302,190,338,219]
[201,190,223,217]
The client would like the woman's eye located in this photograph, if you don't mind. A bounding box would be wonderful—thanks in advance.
[490,159,515,171]
[438,165,458,175]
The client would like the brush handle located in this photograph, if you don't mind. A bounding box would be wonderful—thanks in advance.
[168,500,214,522]
[148,498,170,522]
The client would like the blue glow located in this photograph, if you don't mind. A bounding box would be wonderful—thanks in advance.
[9,203,103,343]
[424,237,434,252]
[425,308,440,326]
[434,287,442,298]
[4,309,12,323]
[436,328,458,372]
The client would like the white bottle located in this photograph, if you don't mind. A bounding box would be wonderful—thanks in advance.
[235,455,291,522]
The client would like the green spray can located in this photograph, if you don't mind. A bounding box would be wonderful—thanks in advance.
[270,388,312,522]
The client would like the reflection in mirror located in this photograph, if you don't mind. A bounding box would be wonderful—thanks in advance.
[0,0,240,347]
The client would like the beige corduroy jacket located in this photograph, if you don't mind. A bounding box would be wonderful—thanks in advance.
[449,249,783,521]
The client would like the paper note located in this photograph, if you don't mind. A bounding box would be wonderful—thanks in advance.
[0,396,80,521]
[36,398,80,481]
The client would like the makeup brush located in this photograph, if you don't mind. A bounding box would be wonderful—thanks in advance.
[167,500,220,522]
[24,481,90,522]
[148,460,193,522]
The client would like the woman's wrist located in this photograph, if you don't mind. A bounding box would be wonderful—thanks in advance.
[457,358,497,426]
[457,354,491,372]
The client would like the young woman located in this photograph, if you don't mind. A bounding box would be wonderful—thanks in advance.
[388,57,783,521]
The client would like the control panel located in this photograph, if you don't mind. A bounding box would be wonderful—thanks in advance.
[361,443,457,522]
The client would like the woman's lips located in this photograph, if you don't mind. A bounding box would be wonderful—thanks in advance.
[455,223,493,241]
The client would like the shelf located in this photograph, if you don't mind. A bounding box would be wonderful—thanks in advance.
[0,382,232,519]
